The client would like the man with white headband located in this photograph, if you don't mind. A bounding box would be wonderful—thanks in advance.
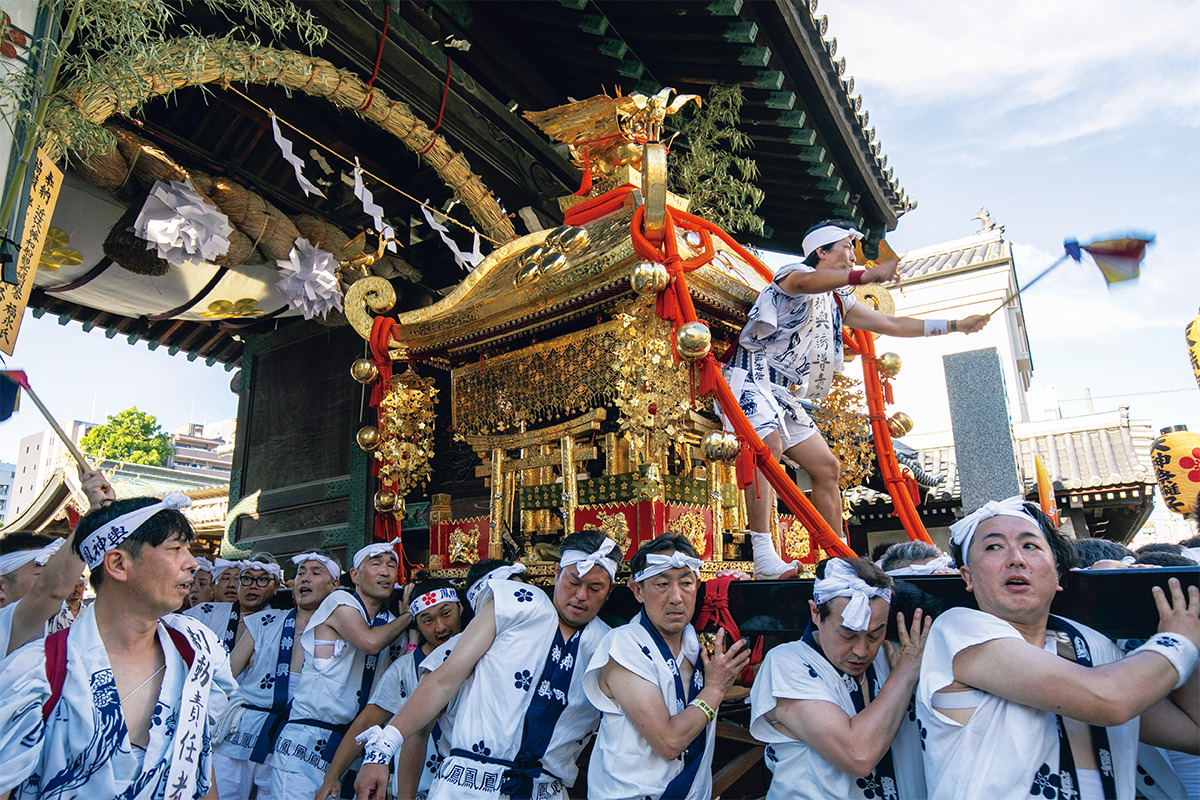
[184,551,282,652]
[750,557,930,799]
[917,496,1200,799]
[271,540,411,799]
[317,572,465,800]
[212,556,241,602]
[0,466,113,655]
[583,533,750,800]
[0,494,237,799]
[188,556,217,608]
[354,530,622,800]
[212,551,343,800]
[722,218,988,569]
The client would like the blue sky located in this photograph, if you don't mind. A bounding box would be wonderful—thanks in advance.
[1,0,1197,467]
[821,0,1199,434]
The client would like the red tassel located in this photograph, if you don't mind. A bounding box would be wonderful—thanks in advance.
[575,149,593,196]
[735,442,756,490]
[884,379,894,405]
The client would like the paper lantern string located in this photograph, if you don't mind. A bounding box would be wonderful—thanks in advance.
[270,111,326,198]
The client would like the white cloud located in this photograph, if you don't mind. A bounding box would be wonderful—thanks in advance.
[821,0,1200,157]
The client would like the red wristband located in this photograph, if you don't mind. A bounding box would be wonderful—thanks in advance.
[848,269,866,286]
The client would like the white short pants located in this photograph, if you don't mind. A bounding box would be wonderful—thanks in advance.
[735,378,818,451]
[213,753,273,800]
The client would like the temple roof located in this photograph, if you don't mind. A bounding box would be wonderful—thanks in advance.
[896,226,1011,283]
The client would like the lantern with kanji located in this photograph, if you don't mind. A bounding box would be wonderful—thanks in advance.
[1187,310,1200,390]
[1151,425,1200,515]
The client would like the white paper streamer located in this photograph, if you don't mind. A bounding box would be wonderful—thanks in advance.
[352,158,397,252]
[270,111,326,198]
[275,238,343,319]
[420,200,482,270]
[133,180,232,267]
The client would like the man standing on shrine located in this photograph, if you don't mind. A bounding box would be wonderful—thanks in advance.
[724,220,988,575]
[352,531,622,800]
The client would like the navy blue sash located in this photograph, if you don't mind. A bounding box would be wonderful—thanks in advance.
[246,609,297,763]
[220,602,241,652]
[638,614,707,800]
[499,627,583,799]
[802,623,898,796]
[1044,616,1118,800]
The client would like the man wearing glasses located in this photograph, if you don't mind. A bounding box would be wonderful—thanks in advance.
[185,552,283,652]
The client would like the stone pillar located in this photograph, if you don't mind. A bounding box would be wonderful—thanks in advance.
[944,348,1022,514]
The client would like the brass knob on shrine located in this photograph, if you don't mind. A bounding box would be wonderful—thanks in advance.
[374,488,398,513]
[350,358,379,384]
[556,226,589,253]
[702,431,726,461]
[676,321,712,361]
[630,261,669,295]
[538,249,568,274]
[888,412,914,437]
[878,352,902,378]
[356,425,381,451]
[718,432,742,461]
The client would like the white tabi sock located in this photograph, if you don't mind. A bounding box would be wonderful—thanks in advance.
[750,530,798,579]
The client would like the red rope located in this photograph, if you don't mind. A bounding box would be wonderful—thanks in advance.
[359,3,390,111]
[418,55,453,156]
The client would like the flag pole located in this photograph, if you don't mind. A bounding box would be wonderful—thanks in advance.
[19,383,91,472]
[986,251,1072,318]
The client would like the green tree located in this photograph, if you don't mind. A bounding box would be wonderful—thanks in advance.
[80,407,172,466]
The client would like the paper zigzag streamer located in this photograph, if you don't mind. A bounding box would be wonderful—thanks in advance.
[271,111,326,198]
[133,180,232,267]
[352,158,397,252]
[421,201,482,271]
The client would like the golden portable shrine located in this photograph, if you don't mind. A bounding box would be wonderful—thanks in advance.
[341,92,930,580]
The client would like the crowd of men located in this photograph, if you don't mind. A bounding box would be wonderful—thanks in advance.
[0,222,1195,799]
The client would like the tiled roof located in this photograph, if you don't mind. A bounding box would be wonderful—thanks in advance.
[848,409,1155,508]
[896,229,1010,282]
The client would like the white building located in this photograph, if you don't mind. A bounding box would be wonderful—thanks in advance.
[0,462,14,521]
[167,421,234,478]
[9,421,96,521]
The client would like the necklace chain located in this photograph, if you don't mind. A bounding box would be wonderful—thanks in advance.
[121,663,166,704]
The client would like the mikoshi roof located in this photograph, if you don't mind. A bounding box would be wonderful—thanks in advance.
[26,0,910,368]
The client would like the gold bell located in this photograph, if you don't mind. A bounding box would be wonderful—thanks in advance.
[374,488,398,513]
[630,261,669,295]
[887,412,914,437]
[356,426,381,451]
[676,321,712,361]
[878,352,902,378]
[350,358,379,384]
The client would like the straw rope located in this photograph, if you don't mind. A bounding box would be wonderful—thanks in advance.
[43,37,517,244]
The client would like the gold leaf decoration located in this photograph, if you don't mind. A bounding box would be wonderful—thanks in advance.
[448,526,478,565]
[36,228,83,271]
[375,368,438,507]
[810,373,874,490]
[593,509,631,555]
[673,510,707,556]
[200,298,263,318]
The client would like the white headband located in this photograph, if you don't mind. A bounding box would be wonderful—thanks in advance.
[211,557,239,580]
[560,537,619,581]
[409,587,460,618]
[466,564,527,611]
[633,551,702,584]
[353,538,401,570]
[239,560,283,583]
[0,537,64,577]
[813,558,893,631]
[885,553,955,577]
[78,493,192,569]
[802,224,863,258]
[949,496,1038,564]
[193,556,213,575]
[292,552,342,581]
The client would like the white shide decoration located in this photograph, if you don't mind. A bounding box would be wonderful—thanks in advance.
[275,237,343,319]
[133,180,233,267]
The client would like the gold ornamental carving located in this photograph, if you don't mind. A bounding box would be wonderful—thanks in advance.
[811,373,874,491]
[448,526,479,565]
[784,525,812,561]
[373,368,439,512]
[673,510,708,556]
[592,509,632,556]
